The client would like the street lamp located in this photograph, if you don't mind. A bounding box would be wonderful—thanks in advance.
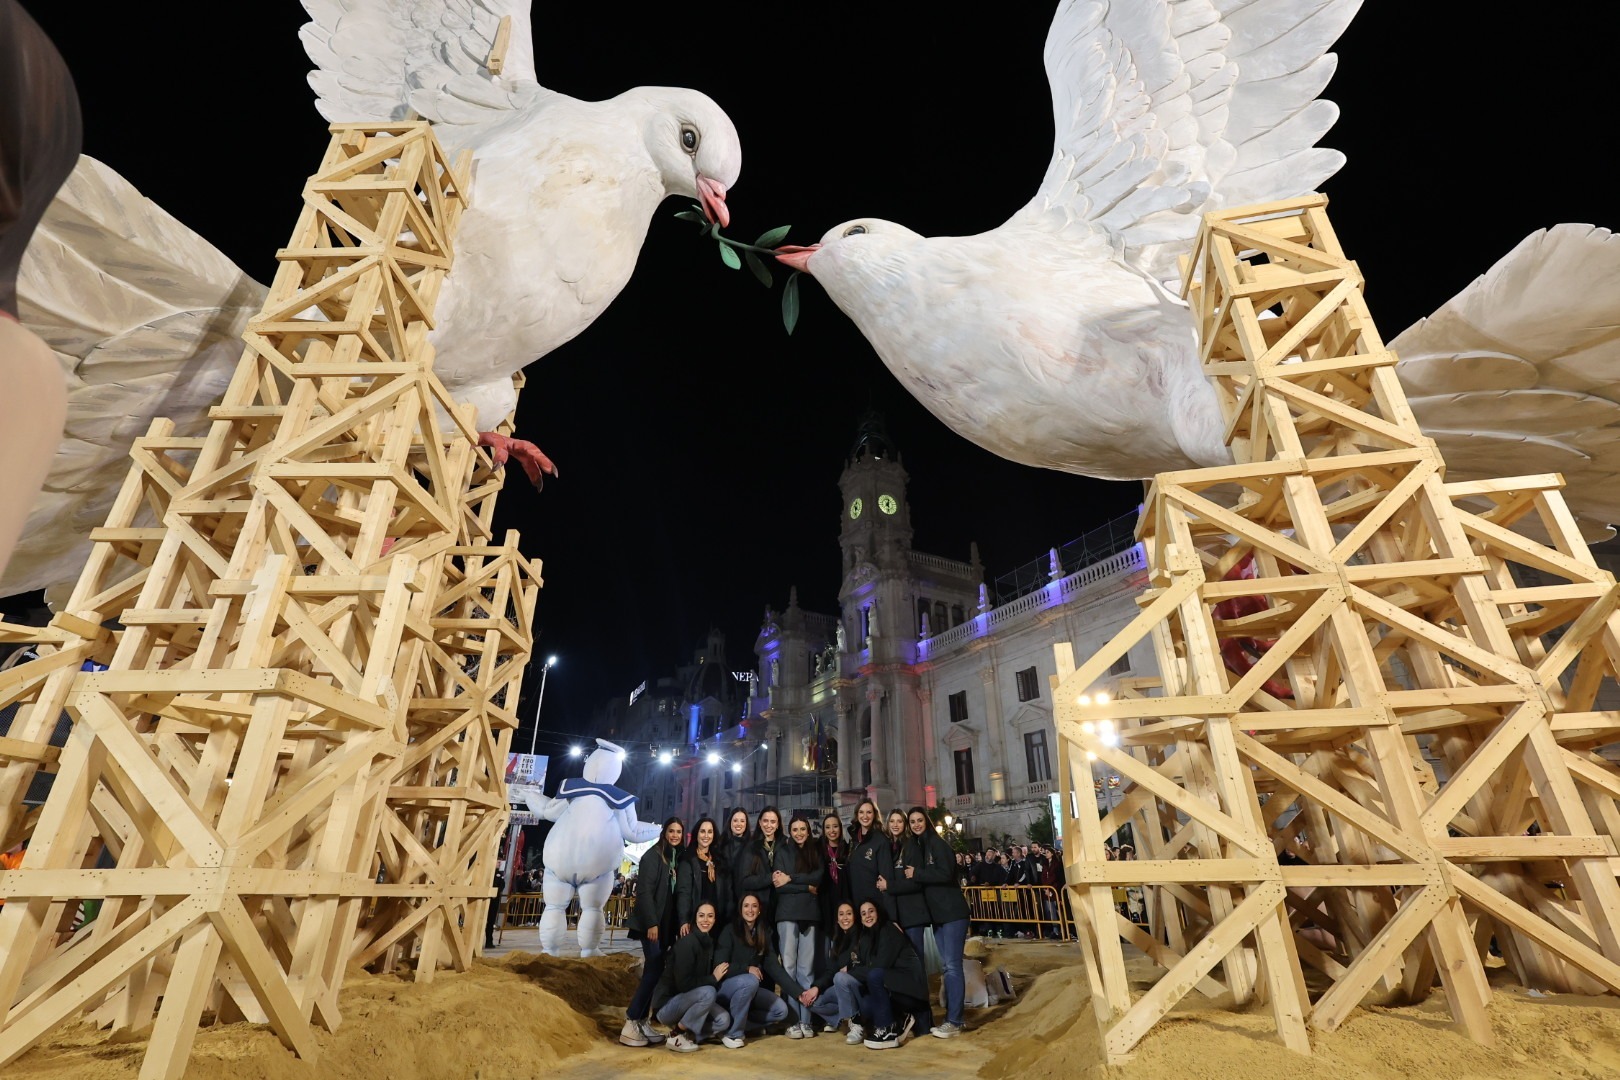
[528,654,558,755]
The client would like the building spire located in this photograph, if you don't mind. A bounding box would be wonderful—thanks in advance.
[848,410,899,465]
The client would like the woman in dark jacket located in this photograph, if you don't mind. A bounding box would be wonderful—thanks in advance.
[881,810,931,948]
[712,892,799,1047]
[651,901,731,1051]
[717,808,756,921]
[818,812,852,929]
[804,900,864,1040]
[735,806,782,924]
[850,900,931,1048]
[620,818,692,1048]
[847,799,889,920]
[903,806,972,1038]
[685,816,728,924]
[772,815,823,1036]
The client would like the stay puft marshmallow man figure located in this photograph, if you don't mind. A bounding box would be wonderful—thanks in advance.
[525,738,662,956]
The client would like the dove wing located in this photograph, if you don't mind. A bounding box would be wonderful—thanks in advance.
[4,157,266,598]
[1395,224,1620,534]
[1014,0,1359,279]
[300,0,550,139]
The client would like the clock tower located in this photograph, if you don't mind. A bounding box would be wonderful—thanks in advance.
[835,413,926,812]
[839,413,913,584]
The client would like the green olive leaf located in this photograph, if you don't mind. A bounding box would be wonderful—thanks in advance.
[782,271,801,335]
[673,210,706,224]
[719,242,742,270]
[744,251,773,288]
[754,225,792,248]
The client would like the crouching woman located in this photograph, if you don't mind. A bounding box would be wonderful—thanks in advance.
[849,900,931,1049]
[712,892,800,1048]
[802,901,865,1041]
[652,901,731,1052]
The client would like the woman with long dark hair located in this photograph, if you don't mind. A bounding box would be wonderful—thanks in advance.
[651,901,731,1051]
[884,808,935,967]
[871,809,908,922]
[685,816,727,924]
[772,815,824,1037]
[712,892,799,1048]
[802,900,864,1040]
[850,899,931,1049]
[847,799,887,921]
[718,807,755,921]
[900,806,971,1039]
[819,813,851,921]
[736,805,782,925]
[620,817,692,1047]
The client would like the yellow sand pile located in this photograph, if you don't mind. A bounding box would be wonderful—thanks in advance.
[979,951,1620,1080]
[9,952,637,1080]
[11,944,1620,1079]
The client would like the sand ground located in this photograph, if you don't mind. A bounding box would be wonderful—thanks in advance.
[12,934,1620,1079]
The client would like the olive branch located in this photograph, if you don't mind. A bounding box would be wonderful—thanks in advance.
[674,204,803,334]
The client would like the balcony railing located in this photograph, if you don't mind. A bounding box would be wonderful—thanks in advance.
[918,544,1147,659]
[908,550,976,578]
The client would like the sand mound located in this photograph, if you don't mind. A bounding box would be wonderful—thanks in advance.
[977,954,1620,1080]
[13,942,1620,1079]
[10,954,629,1080]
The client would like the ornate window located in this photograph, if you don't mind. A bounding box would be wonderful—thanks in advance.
[948,691,969,723]
[953,747,976,796]
[1015,666,1040,702]
[1025,730,1052,783]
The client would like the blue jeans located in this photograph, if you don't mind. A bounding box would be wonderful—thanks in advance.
[778,921,817,1026]
[810,970,863,1027]
[934,917,968,1025]
[626,934,665,1021]
[904,925,927,965]
[717,972,787,1037]
[656,985,722,1038]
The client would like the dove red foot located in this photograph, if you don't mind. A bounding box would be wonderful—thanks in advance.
[480,431,557,490]
[1212,555,1292,701]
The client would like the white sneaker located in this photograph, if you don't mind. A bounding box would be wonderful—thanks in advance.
[636,1019,666,1045]
[722,1034,745,1049]
[786,1024,805,1039]
[802,1022,818,1039]
[845,1022,864,1045]
[619,1019,647,1047]
[666,1032,699,1053]
[931,1021,964,1039]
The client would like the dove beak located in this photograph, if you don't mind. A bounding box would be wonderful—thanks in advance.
[774,244,820,274]
[696,174,730,229]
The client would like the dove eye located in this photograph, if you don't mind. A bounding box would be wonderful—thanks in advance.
[844,224,868,237]
[681,126,699,153]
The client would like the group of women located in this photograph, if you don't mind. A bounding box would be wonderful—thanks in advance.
[619,800,969,1053]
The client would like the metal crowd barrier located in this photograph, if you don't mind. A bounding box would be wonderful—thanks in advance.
[961,883,1073,941]
[493,892,633,946]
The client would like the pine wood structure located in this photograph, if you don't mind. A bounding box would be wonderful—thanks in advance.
[1054,195,1620,1062]
[0,121,539,1080]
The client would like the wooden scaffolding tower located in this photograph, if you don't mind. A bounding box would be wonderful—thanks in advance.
[0,121,540,1080]
[1054,195,1620,1061]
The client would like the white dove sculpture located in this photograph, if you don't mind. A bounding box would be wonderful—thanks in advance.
[4,0,741,599]
[776,0,1620,530]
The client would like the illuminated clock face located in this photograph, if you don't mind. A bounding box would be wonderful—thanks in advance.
[878,494,898,515]
[849,497,863,520]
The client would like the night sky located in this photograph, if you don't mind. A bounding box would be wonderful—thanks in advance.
[22,4,1616,748]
